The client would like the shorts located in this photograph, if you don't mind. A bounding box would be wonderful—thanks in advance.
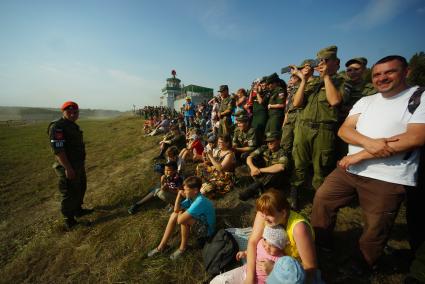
[153,188,177,204]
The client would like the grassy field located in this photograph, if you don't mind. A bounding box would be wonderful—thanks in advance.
[0,115,410,283]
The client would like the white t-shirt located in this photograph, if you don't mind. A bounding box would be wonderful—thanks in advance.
[347,86,425,186]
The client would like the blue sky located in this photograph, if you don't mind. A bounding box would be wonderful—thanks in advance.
[0,0,424,111]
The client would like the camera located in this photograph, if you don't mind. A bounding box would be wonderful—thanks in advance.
[280,59,321,74]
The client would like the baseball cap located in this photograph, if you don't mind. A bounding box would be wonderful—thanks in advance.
[61,101,79,111]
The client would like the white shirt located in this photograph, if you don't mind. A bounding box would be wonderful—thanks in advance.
[347,86,425,186]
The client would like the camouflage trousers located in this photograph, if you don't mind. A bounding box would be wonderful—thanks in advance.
[291,121,336,191]
[53,163,87,219]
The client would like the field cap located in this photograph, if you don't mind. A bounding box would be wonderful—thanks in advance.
[264,131,281,142]
[219,85,229,92]
[266,256,305,284]
[185,96,191,100]
[235,114,250,122]
[262,225,288,250]
[61,101,79,111]
[297,59,316,69]
[317,45,338,60]
[345,57,368,67]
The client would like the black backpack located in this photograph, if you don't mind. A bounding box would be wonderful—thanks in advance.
[202,229,239,277]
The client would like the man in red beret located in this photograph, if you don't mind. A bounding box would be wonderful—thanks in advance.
[48,101,93,229]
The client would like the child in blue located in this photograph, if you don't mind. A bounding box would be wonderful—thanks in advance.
[148,176,216,260]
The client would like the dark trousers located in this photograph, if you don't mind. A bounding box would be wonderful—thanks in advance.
[311,166,405,266]
[54,164,87,219]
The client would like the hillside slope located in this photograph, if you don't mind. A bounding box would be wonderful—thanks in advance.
[0,116,410,283]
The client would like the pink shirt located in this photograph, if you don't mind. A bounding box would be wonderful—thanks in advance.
[255,239,281,284]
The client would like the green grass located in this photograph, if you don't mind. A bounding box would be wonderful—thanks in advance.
[0,115,411,283]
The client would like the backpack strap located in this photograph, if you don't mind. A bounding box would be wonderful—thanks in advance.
[408,86,425,114]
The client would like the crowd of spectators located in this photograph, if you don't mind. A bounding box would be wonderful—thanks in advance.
[129,46,425,284]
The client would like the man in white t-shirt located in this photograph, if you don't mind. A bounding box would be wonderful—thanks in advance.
[311,55,425,270]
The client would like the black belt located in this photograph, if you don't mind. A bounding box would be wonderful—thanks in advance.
[300,121,337,131]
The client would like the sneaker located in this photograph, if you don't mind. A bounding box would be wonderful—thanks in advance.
[147,247,162,257]
[169,249,185,260]
[128,204,139,215]
[75,208,94,217]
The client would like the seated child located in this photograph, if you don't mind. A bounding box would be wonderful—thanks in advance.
[179,134,204,171]
[128,161,182,214]
[148,176,216,260]
[266,256,305,284]
[210,225,288,284]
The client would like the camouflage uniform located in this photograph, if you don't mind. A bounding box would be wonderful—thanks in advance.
[249,144,289,189]
[218,96,235,137]
[232,127,258,155]
[292,73,345,191]
[281,84,301,155]
[265,86,286,133]
[49,117,86,221]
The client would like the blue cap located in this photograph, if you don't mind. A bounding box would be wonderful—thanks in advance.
[266,256,305,284]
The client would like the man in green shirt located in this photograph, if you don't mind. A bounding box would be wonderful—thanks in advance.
[232,113,258,162]
[290,46,346,210]
[239,131,288,201]
[218,85,235,137]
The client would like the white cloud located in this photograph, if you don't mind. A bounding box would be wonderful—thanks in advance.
[417,7,425,13]
[337,0,415,31]
[197,0,257,40]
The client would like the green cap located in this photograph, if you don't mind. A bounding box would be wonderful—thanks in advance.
[297,59,316,69]
[235,113,249,122]
[219,85,229,92]
[316,45,338,60]
[345,57,368,67]
[266,73,280,84]
[264,131,281,142]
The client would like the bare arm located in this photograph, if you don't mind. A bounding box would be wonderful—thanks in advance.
[293,222,317,284]
[244,212,265,284]
[387,124,425,152]
[338,114,397,157]
[259,163,285,174]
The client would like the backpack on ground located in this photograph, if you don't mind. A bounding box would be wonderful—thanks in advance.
[202,228,239,277]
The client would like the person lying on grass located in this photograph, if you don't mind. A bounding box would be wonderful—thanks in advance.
[128,161,182,214]
[148,176,216,260]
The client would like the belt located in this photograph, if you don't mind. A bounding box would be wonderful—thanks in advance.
[300,121,337,131]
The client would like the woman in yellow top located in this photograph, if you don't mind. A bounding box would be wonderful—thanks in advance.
[244,189,317,284]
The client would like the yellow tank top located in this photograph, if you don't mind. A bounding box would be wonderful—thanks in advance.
[283,210,314,261]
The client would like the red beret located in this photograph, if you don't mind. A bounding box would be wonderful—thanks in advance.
[61,101,79,111]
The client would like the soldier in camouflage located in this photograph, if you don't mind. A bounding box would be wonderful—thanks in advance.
[232,113,258,162]
[239,131,288,201]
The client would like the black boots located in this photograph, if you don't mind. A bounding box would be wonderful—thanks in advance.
[239,182,262,201]
[289,187,298,211]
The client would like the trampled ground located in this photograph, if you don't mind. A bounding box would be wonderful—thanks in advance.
[0,115,410,283]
